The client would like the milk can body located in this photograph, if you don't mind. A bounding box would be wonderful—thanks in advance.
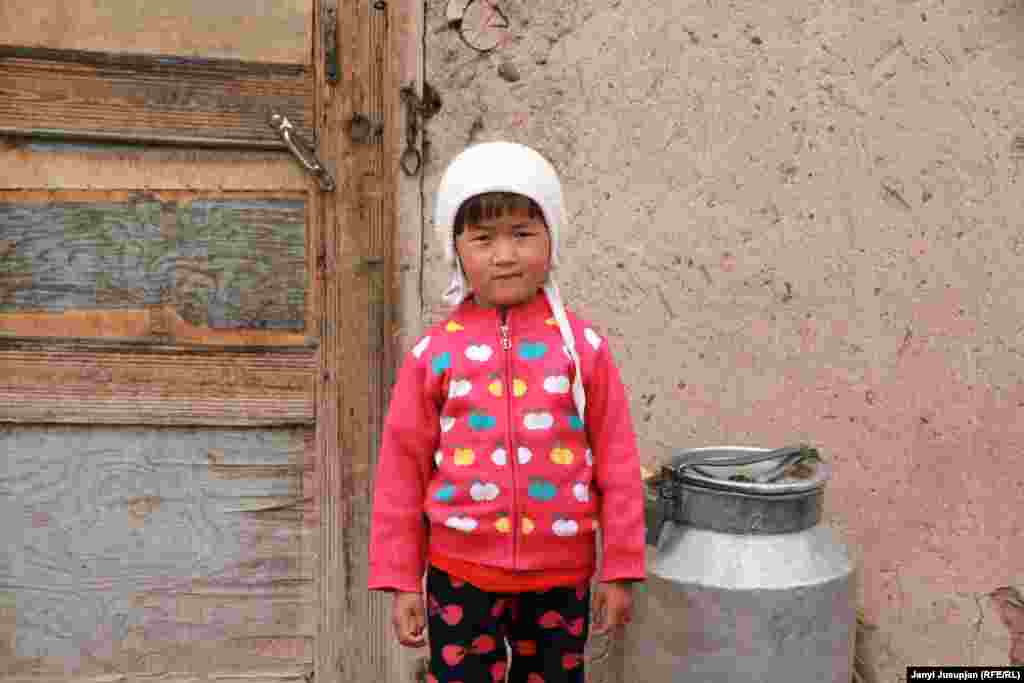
[626,447,856,682]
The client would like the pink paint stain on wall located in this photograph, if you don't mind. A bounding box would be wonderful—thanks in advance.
[254,637,310,658]
[720,252,736,272]
[799,317,817,354]
[750,318,772,340]
[714,291,1022,622]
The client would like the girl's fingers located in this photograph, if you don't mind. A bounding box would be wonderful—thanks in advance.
[393,593,428,647]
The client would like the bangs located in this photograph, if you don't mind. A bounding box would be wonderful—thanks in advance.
[454,192,543,235]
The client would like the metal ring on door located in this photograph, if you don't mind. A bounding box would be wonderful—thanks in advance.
[401,146,422,176]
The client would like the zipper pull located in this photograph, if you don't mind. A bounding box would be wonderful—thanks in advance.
[499,307,511,350]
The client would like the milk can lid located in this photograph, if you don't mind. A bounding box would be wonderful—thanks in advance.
[667,445,830,495]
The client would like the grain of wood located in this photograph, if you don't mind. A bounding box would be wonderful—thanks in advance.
[0,143,307,192]
[0,345,315,425]
[0,48,314,147]
[0,195,310,342]
[0,0,312,65]
[0,425,317,679]
[314,0,400,679]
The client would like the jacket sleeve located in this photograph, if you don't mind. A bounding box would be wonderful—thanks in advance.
[367,342,441,593]
[585,339,647,583]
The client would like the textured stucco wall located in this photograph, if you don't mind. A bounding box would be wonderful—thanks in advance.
[396,0,1024,679]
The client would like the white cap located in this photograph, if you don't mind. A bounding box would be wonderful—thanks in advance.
[433,141,585,419]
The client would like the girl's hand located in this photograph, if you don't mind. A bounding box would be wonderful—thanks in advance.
[592,581,634,636]
[391,591,427,647]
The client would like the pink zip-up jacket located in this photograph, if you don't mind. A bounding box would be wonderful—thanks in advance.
[368,293,645,593]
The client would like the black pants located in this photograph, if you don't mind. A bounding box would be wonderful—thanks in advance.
[426,565,590,683]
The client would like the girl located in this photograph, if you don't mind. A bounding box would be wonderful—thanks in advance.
[369,141,645,683]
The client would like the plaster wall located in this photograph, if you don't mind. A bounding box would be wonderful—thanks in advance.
[395,0,1024,679]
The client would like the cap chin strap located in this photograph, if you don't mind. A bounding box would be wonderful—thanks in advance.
[543,281,586,421]
[443,261,468,307]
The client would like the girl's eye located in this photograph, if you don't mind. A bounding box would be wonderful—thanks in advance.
[515,231,533,239]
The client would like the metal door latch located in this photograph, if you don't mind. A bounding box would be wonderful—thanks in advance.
[399,82,442,177]
[268,111,336,192]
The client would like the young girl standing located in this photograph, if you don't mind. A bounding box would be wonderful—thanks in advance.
[369,141,645,683]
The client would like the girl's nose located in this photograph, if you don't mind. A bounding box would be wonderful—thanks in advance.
[492,236,516,263]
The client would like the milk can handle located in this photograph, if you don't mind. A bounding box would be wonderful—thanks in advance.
[644,444,820,546]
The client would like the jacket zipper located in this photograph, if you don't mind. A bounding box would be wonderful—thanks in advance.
[499,307,517,568]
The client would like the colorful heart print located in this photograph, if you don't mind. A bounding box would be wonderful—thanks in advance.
[543,375,570,394]
[527,477,557,501]
[433,482,456,502]
[518,341,548,360]
[445,515,477,532]
[538,611,584,636]
[550,446,573,465]
[468,412,497,431]
[412,336,430,358]
[523,412,554,430]
[469,480,500,501]
[465,344,493,362]
[428,596,464,626]
[431,351,451,375]
[471,634,497,655]
[517,447,533,464]
[448,378,472,398]
[552,518,580,537]
[441,644,466,666]
[568,414,584,431]
[491,447,507,466]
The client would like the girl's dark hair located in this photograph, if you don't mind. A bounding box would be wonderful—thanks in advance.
[453,192,544,236]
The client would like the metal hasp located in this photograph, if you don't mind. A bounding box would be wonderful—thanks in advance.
[631,445,857,682]
[323,1,339,83]
[268,111,336,192]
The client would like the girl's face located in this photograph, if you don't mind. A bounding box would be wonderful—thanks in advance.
[455,206,551,309]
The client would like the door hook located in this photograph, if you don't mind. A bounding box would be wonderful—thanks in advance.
[268,111,336,192]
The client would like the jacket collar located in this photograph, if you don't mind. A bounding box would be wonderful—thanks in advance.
[453,289,552,323]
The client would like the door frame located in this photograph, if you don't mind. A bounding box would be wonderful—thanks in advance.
[313,0,404,680]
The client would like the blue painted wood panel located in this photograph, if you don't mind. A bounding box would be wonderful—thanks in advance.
[0,198,306,331]
[0,425,316,677]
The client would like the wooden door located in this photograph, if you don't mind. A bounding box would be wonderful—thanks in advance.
[0,2,398,681]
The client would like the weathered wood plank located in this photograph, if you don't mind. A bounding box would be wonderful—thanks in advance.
[315,0,399,679]
[0,425,318,680]
[0,142,308,192]
[0,196,309,343]
[0,1,312,65]
[0,47,314,147]
[0,344,315,425]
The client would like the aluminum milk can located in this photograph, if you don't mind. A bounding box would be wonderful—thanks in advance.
[626,446,856,682]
